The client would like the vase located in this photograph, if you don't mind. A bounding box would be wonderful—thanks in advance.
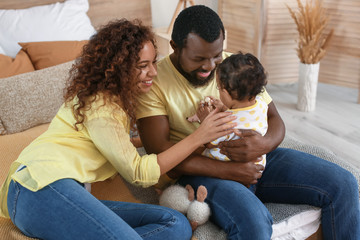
[297,62,320,112]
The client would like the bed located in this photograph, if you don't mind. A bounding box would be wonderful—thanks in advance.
[1,0,359,239]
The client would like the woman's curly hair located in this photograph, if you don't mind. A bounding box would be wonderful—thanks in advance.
[216,52,267,101]
[64,19,155,130]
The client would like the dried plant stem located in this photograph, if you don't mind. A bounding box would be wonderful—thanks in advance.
[287,0,333,64]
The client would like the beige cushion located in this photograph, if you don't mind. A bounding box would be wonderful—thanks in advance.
[0,124,49,240]
[0,119,6,135]
[0,61,73,135]
[0,218,35,240]
[0,124,49,189]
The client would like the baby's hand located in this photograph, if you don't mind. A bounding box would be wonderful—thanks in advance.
[196,99,214,122]
[208,96,228,112]
[187,96,227,123]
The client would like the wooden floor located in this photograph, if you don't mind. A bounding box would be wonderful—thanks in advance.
[267,82,360,171]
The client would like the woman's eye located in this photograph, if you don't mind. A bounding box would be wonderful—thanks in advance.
[138,65,147,69]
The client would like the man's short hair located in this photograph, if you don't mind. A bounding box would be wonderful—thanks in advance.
[171,5,225,49]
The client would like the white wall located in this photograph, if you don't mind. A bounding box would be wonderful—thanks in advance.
[150,0,218,28]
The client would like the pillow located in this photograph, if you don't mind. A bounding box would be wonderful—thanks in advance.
[0,119,7,135]
[0,61,74,135]
[0,0,96,58]
[19,40,88,70]
[0,51,35,78]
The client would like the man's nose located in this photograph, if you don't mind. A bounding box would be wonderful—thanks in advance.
[202,59,216,72]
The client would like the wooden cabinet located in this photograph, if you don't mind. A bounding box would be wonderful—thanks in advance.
[218,0,360,102]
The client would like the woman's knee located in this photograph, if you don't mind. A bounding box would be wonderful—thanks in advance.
[155,207,192,240]
[170,208,193,239]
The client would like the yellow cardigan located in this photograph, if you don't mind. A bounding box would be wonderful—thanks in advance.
[0,97,160,218]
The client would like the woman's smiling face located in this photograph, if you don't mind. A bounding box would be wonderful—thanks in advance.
[136,41,157,93]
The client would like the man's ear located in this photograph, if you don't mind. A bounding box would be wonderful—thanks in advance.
[170,40,178,53]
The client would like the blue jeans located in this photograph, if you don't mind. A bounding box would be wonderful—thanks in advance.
[178,148,360,240]
[7,178,192,240]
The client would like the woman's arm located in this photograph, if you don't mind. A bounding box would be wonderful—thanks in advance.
[87,109,236,185]
[85,116,161,187]
[157,109,236,174]
[138,110,263,186]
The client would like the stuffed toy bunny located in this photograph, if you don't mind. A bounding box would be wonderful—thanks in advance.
[158,184,227,240]
[159,184,211,230]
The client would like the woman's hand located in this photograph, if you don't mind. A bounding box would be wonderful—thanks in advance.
[157,107,236,175]
[193,107,237,145]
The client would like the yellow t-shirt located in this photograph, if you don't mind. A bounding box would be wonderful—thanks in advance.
[136,52,272,143]
[0,96,160,218]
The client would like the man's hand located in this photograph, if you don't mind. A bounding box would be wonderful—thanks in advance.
[167,153,264,187]
[219,102,286,163]
[225,161,264,187]
[219,129,267,162]
[205,142,217,149]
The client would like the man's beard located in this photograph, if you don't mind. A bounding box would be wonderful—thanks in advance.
[177,62,216,87]
[186,70,215,87]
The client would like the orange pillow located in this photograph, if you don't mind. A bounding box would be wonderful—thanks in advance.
[19,40,88,70]
[0,50,35,78]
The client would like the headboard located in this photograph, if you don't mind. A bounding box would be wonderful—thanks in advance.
[0,0,152,29]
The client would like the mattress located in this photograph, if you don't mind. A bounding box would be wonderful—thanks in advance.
[267,203,321,239]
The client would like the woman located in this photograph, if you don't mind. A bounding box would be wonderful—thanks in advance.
[0,19,236,240]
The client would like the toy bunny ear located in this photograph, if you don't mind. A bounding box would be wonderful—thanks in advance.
[197,185,208,202]
[185,184,195,201]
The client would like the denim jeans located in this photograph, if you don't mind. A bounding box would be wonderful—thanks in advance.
[178,148,360,240]
[7,178,192,240]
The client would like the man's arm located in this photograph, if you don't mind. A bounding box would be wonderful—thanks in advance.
[219,101,285,162]
[137,115,174,153]
[137,115,264,186]
[264,101,286,150]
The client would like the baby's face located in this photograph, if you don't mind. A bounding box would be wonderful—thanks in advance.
[216,76,232,108]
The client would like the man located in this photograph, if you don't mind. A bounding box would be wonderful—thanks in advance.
[136,5,359,239]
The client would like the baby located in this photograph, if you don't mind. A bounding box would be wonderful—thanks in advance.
[188,52,268,168]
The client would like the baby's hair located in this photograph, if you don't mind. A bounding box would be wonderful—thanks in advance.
[216,52,267,101]
[171,5,225,49]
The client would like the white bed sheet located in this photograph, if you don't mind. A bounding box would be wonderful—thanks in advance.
[272,208,321,240]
